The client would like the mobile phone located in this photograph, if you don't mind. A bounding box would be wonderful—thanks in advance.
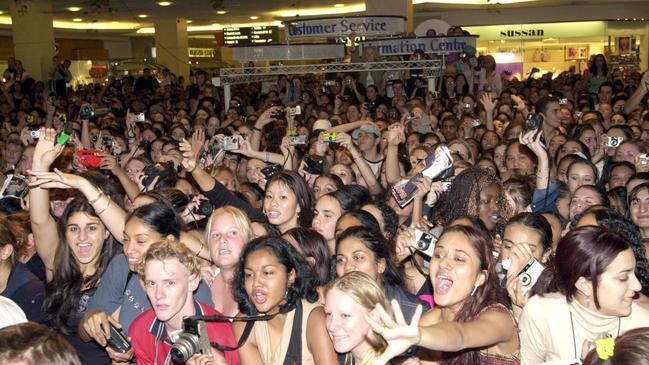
[76,150,103,168]
[106,323,131,353]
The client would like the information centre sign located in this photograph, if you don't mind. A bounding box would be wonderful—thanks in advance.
[360,36,478,56]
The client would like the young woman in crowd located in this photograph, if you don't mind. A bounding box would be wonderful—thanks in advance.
[324,271,396,365]
[263,171,313,234]
[232,236,338,365]
[519,226,649,363]
[203,206,253,317]
[335,226,428,326]
[366,225,520,364]
[435,167,513,234]
[312,190,357,253]
[28,128,119,364]
[283,227,333,302]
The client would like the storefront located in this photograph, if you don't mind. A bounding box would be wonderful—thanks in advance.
[462,21,645,79]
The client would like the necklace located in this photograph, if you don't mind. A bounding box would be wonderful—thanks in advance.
[569,312,621,360]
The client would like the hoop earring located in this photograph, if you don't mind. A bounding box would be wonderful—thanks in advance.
[470,286,478,296]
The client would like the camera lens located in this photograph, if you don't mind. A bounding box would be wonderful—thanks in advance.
[520,273,531,287]
[170,334,199,363]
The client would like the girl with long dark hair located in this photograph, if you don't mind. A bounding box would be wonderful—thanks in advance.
[366,225,520,365]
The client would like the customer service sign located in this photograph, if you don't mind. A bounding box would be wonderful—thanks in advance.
[284,16,406,40]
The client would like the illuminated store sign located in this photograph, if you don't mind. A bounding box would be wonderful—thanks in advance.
[284,15,406,40]
[360,36,478,56]
[463,21,606,40]
[188,48,216,58]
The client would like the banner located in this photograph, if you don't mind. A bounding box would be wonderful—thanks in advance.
[284,15,406,40]
[360,36,478,56]
[231,43,345,61]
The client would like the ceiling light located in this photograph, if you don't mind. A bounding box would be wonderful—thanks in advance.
[249,16,259,20]
[0,11,4,15]
[157,1,173,6]
[334,3,345,7]
[67,6,81,12]
[138,14,148,18]
[272,3,365,17]
[216,10,227,14]
[186,20,193,23]
[73,18,83,22]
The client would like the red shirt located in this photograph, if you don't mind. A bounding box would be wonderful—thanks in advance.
[130,301,240,365]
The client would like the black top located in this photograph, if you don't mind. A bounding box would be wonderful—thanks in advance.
[1,262,45,322]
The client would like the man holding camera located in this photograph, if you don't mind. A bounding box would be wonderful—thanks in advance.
[129,239,240,365]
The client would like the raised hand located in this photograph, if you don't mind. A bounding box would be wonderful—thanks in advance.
[365,300,423,365]
[32,128,64,171]
[519,129,546,159]
[387,123,405,146]
[180,138,199,173]
[27,168,87,190]
[480,93,496,113]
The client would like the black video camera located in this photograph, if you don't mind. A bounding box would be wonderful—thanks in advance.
[142,161,175,188]
[192,199,214,216]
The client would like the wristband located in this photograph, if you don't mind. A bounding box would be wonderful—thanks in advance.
[253,126,263,132]
[88,190,104,205]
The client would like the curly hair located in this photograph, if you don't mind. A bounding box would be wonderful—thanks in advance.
[435,167,513,234]
[232,236,319,315]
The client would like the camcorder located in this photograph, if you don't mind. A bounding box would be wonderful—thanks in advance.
[142,161,175,188]
[79,104,108,120]
[303,155,326,175]
[192,199,214,216]
[261,164,283,179]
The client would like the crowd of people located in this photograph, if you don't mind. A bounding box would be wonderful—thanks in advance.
[1,24,649,365]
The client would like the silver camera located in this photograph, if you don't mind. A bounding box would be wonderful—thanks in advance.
[134,112,145,122]
[29,129,40,139]
[170,318,212,363]
[607,136,624,148]
[222,136,240,151]
[411,229,438,258]
[287,105,301,117]
[288,135,307,146]
[518,258,545,289]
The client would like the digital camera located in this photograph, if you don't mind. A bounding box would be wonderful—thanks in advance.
[106,323,131,353]
[261,164,283,179]
[288,135,307,146]
[76,150,103,168]
[411,229,438,258]
[133,112,145,122]
[523,113,543,135]
[322,132,337,144]
[222,136,240,151]
[303,155,325,175]
[518,258,545,289]
[192,199,214,216]
[170,317,212,363]
[607,136,624,148]
[29,128,40,139]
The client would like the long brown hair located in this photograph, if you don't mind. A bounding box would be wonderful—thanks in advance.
[438,225,509,365]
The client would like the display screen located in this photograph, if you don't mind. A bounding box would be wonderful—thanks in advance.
[223,26,280,45]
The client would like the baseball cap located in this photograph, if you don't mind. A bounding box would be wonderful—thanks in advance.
[312,119,331,132]
[352,124,381,139]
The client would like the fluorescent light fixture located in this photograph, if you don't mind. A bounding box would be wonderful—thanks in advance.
[0,11,4,15]
[137,14,148,18]
[413,0,536,4]
[334,3,345,7]
[271,3,365,17]
[157,1,173,6]
[249,16,259,20]
[216,10,227,14]
[186,20,193,23]
[67,6,82,12]
[72,18,83,22]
